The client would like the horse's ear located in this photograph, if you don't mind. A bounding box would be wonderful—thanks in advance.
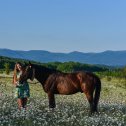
[24,62,27,66]
[29,61,32,65]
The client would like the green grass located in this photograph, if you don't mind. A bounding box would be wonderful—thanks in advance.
[0,76,126,126]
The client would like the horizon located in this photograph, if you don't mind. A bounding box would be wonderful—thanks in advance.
[0,48,126,54]
[0,0,126,52]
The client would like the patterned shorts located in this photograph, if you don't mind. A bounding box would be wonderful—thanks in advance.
[14,83,30,98]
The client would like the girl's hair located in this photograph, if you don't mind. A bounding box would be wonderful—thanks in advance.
[13,62,22,84]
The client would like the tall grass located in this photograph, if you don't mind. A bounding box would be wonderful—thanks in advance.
[0,77,126,126]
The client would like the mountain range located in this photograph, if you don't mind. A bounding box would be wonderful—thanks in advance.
[0,48,126,66]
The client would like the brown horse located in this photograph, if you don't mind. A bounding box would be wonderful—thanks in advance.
[20,62,101,115]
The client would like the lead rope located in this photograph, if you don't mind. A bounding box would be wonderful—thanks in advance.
[27,80,40,84]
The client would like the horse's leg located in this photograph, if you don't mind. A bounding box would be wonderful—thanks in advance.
[81,84,94,115]
[48,92,56,108]
[85,93,94,115]
[93,99,98,112]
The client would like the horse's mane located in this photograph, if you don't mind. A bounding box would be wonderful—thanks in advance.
[32,64,60,73]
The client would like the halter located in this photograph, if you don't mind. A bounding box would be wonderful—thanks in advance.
[27,67,39,84]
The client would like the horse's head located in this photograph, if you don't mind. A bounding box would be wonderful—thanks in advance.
[19,62,35,82]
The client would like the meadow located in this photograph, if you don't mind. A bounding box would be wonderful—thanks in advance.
[0,75,126,126]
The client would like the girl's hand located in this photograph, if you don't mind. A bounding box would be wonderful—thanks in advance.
[13,81,18,87]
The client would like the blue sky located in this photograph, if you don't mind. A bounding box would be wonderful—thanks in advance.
[0,0,126,52]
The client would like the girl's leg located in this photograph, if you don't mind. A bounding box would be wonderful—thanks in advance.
[22,98,28,108]
[17,98,23,110]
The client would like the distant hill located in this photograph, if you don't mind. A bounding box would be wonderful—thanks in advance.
[0,48,126,66]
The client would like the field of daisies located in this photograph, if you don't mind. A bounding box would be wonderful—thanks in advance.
[0,75,126,126]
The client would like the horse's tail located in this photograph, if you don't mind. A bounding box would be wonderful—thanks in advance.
[93,77,101,112]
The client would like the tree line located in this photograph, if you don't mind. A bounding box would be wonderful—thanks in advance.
[0,56,108,74]
[96,67,126,79]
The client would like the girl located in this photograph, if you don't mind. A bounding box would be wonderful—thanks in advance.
[13,62,30,110]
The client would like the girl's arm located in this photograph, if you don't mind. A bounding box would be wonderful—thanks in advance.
[13,74,19,87]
